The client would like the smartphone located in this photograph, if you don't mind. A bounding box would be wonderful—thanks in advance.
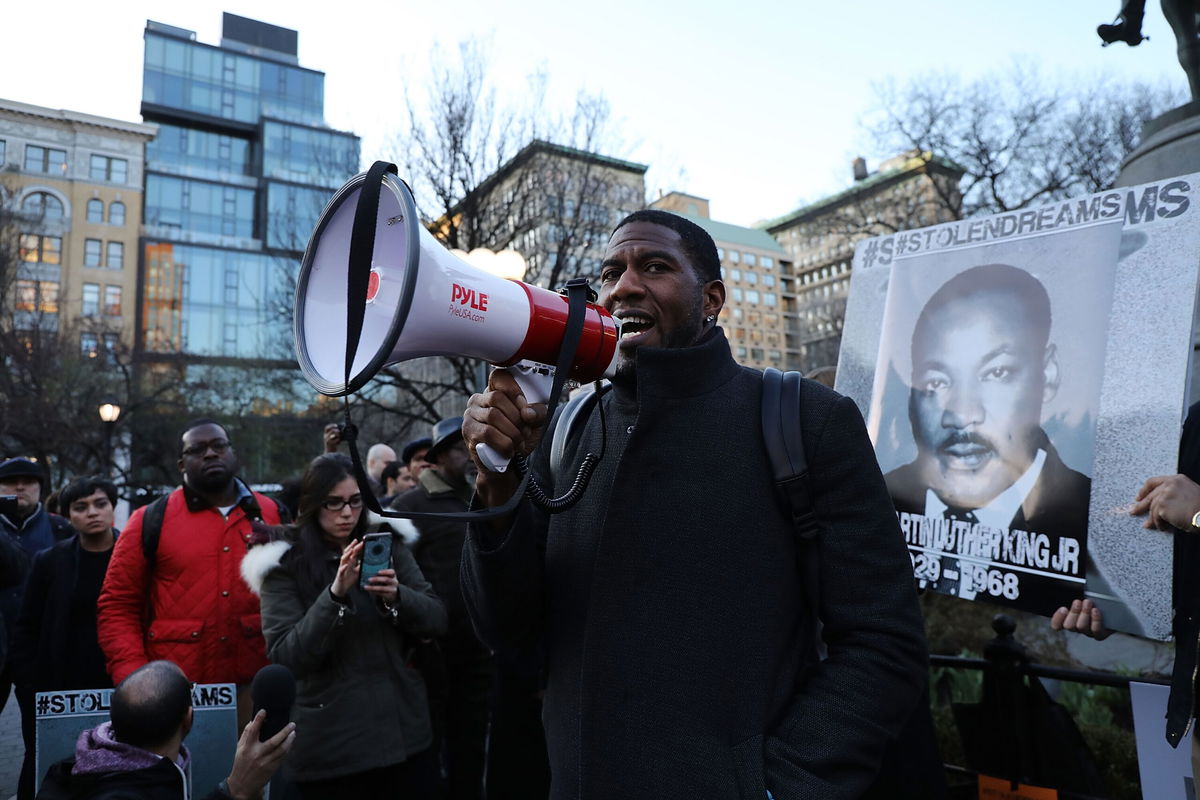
[359,532,393,588]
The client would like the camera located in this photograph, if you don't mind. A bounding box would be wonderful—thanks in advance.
[359,532,393,588]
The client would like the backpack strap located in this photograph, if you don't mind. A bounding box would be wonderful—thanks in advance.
[761,368,819,541]
[549,381,612,482]
[761,367,824,660]
[140,495,170,567]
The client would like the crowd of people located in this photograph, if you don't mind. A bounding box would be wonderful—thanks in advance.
[0,406,549,800]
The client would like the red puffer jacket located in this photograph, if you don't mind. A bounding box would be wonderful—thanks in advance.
[97,486,283,685]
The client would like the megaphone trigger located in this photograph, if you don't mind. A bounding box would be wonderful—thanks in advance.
[476,361,556,473]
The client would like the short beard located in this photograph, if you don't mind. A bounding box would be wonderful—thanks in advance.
[188,468,233,495]
[613,294,705,386]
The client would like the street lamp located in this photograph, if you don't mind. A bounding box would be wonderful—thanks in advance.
[97,396,121,475]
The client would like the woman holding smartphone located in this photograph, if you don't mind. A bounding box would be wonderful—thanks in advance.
[244,453,447,798]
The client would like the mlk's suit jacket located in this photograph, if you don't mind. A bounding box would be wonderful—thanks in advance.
[884,430,1090,612]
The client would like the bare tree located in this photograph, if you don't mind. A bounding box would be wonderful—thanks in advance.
[864,67,1184,221]
[362,40,640,439]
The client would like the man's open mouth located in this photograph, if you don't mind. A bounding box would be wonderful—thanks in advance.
[615,312,654,344]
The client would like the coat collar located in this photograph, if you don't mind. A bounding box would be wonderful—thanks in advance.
[612,326,741,406]
[182,478,257,516]
[417,468,472,505]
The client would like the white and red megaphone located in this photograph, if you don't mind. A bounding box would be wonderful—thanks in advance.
[293,166,620,471]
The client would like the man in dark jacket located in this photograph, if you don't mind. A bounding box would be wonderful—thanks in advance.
[392,418,494,800]
[37,660,294,800]
[14,476,120,799]
[0,457,72,799]
[461,210,930,798]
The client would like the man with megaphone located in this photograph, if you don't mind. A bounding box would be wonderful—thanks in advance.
[459,210,934,799]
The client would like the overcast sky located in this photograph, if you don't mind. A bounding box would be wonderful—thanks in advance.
[3,0,1188,226]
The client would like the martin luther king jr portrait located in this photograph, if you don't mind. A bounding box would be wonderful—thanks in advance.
[884,263,1091,605]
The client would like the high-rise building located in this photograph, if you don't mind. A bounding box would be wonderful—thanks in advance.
[760,152,963,372]
[453,139,647,289]
[0,98,155,356]
[649,191,791,370]
[136,13,360,480]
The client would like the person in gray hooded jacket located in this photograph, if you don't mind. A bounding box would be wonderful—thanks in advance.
[244,453,447,799]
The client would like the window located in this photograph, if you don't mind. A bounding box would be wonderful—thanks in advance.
[25,145,66,174]
[730,269,741,282]
[0,139,5,164]
[81,332,99,358]
[84,239,102,267]
[717,248,725,260]
[19,234,61,264]
[82,283,100,316]
[106,241,124,269]
[762,256,774,268]
[104,285,123,316]
[765,293,778,306]
[15,279,58,313]
[87,199,104,223]
[90,155,128,183]
[751,347,765,361]
[747,290,761,304]
[22,192,64,220]
[103,333,121,359]
[109,202,126,226]
[737,346,748,358]
[732,288,744,302]
[745,272,758,285]
[745,254,757,267]
[729,250,740,263]
[764,274,775,288]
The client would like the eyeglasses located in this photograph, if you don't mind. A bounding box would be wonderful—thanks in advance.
[181,440,232,458]
[321,495,363,512]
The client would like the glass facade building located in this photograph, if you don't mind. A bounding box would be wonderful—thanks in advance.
[137,14,360,480]
[139,13,359,363]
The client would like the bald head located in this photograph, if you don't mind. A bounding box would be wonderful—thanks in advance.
[366,443,396,482]
[110,661,192,750]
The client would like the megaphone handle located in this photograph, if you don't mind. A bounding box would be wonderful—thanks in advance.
[476,362,556,474]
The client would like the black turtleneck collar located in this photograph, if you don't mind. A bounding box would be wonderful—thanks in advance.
[611,326,741,408]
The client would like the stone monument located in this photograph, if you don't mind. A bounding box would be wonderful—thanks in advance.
[1101,0,1200,185]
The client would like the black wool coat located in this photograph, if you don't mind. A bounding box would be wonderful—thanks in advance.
[462,329,928,799]
[12,536,114,691]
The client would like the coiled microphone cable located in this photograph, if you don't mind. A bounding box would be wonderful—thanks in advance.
[518,380,608,513]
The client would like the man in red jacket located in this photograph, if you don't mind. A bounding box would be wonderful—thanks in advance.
[98,419,285,726]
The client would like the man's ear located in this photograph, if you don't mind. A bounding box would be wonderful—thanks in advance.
[181,706,194,740]
[702,279,726,321]
[1042,343,1060,404]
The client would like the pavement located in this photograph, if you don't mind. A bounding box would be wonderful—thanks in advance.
[0,697,21,799]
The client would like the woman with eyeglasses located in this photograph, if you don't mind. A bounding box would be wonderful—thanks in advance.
[243,453,446,798]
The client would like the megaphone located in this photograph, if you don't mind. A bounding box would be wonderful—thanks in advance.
[294,167,621,470]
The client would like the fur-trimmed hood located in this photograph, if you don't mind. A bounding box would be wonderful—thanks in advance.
[238,513,420,596]
[240,539,292,596]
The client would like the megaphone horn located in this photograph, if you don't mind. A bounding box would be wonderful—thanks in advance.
[294,168,621,399]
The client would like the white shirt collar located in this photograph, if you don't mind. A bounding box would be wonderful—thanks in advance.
[924,448,1047,528]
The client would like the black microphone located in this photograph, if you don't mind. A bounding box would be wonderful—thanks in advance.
[250,664,296,741]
